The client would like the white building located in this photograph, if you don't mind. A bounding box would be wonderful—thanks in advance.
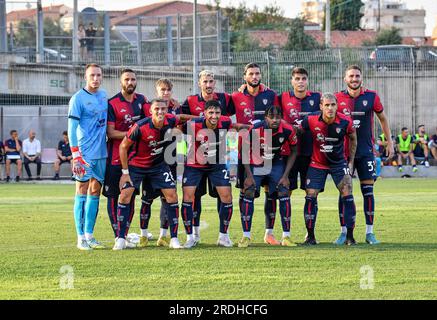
[360,0,425,38]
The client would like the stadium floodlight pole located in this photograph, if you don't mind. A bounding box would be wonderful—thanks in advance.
[325,0,331,48]
[72,0,79,64]
[193,0,199,94]
[36,0,44,63]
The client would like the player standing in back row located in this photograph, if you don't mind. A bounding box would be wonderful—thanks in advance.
[227,62,280,246]
[335,65,394,245]
[68,63,108,251]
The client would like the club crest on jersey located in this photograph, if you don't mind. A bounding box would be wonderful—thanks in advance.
[183,177,187,184]
[279,137,284,143]
[263,99,268,105]
[336,128,342,134]
[363,100,368,106]
[309,100,314,106]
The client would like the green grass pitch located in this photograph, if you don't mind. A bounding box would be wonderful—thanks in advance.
[0,178,436,299]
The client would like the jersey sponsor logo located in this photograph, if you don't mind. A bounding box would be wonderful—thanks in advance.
[315,127,321,131]
[263,99,268,105]
[240,102,247,106]
[320,144,334,153]
[316,133,325,142]
[325,137,339,142]
[351,111,365,116]
[289,109,298,118]
[243,108,252,117]
[287,102,293,106]
[299,112,311,116]
[196,106,202,111]
[342,108,351,116]
[353,120,361,128]
[340,102,347,106]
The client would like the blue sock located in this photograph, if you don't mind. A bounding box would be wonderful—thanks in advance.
[342,195,357,229]
[160,198,169,229]
[361,184,375,226]
[140,198,152,229]
[279,196,291,233]
[304,196,318,233]
[107,196,118,237]
[84,195,100,235]
[74,194,87,236]
[193,197,202,227]
[116,202,131,239]
[167,202,179,238]
[264,193,276,229]
[219,202,233,233]
[181,201,194,235]
[338,195,346,227]
[241,197,254,233]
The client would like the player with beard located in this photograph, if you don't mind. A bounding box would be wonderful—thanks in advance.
[104,68,149,248]
[335,65,394,245]
[114,99,196,250]
[299,93,358,245]
[227,63,280,246]
[181,70,232,245]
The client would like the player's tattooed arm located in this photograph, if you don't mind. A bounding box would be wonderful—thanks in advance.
[376,111,394,159]
[176,114,198,123]
[348,130,357,172]
[231,123,251,131]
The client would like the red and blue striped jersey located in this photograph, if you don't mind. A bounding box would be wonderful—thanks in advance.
[184,116,233,168]
[335,88,383,158]
[107,92,149,165]
[181,92,231,116]
[126,114,179,168]
[301,113,354,170]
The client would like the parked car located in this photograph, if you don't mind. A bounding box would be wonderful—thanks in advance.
[12,47,68,63]
[368,45,415,71]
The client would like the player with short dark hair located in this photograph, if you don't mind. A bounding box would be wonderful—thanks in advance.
[299,93,358,245]
[103,68,150,248]
[181,70,232,244]
[277,66,321,244]
[396,127,417,172]
[335,65,394,245]
[413,124,430,167]
[114,99,195,250]
[181,100,249,248]
[239,105,298,247]
[68,63,108,251]
[228,62,281,246]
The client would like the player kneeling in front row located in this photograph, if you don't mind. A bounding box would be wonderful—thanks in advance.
[182,100,249,248]
[239,106,298,247]
[298,93,358,245]
[114,99,195,250]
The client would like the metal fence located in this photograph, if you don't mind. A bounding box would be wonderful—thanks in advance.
[1,47,437,144]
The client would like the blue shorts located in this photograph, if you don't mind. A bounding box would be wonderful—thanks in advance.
[183,165,230,189]
[306,164,348,191]
[75,158,106,185]
[103,164,140,198]
[247,162,287,198]
[288,155,311,191]
[130,163,176,199]
[354,156,377,181]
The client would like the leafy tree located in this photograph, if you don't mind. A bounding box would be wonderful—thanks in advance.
[374,27,402,45]
[284,17,321,51]
[324,0,364,31]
